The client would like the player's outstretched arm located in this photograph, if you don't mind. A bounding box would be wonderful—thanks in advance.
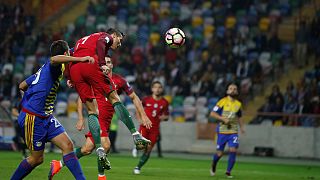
[50,55,94,65]
[129,92,152,129]
[238,117,245,134]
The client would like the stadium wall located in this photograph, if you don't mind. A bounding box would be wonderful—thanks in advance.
[56,118,320,159]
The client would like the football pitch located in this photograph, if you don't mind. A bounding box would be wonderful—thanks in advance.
[1,151,319,180]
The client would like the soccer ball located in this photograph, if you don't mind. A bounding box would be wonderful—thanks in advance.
[165,28,186,48]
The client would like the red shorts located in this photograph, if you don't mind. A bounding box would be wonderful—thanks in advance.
[139,126,160,146]
[85,99,115,142]
[69,57,115,103]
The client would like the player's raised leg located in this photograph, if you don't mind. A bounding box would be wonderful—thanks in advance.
[11,150,43,179]
[11,112,46,179]
[133,128,159,174]
[133,146,151,175]
[225,135,239,178]
[210,134,227,176]
[210,150,223,176]
[108,91,151,149]
[49,132,85,180]
[71,76,108,168]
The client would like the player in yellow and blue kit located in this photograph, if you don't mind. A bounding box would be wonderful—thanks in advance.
[11,40,94,180]
[209,83,245,178]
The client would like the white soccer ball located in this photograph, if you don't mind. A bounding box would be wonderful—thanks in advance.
[165,28,186,48]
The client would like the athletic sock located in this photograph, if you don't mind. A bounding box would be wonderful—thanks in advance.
[63,152,85,180]
[113,102,137,133]
[212,154,221,172]
[75,147,85,159]
[11,159,35,179]
[137,153,150,169]
[227,152,236,173]
[61,148,85,167]
[97,157,105,175]
[88,113,101,147]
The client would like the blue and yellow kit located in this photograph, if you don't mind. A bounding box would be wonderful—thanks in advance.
[18,61,66,151]
[212,96,242,134]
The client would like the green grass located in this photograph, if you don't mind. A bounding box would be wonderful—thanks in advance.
[1,151,319,180]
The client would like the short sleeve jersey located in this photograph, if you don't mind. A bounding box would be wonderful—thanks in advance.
[212,97,242,134]
[142,96,169,128]
[21,61,65,117]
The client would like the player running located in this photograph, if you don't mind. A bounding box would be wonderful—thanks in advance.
[67,28,151,174]
[10,40,94,180]
[133,81,169,175]
[50,56,151,180]
[209,83,245,178]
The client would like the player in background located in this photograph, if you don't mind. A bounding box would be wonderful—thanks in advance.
[11,92,27,159]
[11,40,94,180]
[69,29,151,162]
[209,83,245,178]
[133,81,169,175]
[50,56,151,180]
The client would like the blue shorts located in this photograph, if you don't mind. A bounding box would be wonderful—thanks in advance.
[17,111,65,151]
[216,133,239,151]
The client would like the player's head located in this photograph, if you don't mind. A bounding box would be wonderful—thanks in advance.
[105,55,113,72]
[151,81,163,97]
[106,28,124,50]
[226,83,239,98]
[50,40,70,57]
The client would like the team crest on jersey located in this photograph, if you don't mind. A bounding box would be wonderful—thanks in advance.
[36,142,42,147]
[154,103,158,108]
[105,36,110,43]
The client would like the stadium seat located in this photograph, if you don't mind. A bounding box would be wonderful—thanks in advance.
[67,102,77,117]
[2,63,13,74]
[68,93,79,103]
[174,116,186,123]
[225,16,236,29]
[183,106,196,121]
[107,16,117,28]
[164,95,172,105]
[57,93,68,102]
[259,17,270,31]
[171,106,184,117]
[208,97,219,111]
[55,101,68,116]
[183,96,196,107]
[172,96,184,108]
[196,114,208,123]
[196,96,207,107]
[197,107,209,115]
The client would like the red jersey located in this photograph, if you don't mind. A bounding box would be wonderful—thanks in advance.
[73,32,113,66]
[142,96,169,129]
[95,73,134,108]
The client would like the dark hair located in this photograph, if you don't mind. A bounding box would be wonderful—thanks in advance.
[151,81,162,87]
[50,40,69,57]
[106,28,125,37]
[225,82,239,95]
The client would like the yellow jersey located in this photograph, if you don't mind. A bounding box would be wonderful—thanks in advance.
[212,96,242,134]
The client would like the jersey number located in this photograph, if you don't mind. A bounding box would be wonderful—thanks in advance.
[32,66,43,85]
[50,118,61,128]
[75,36,89,50]
[233,136,238,144]
[152,110,157,117]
